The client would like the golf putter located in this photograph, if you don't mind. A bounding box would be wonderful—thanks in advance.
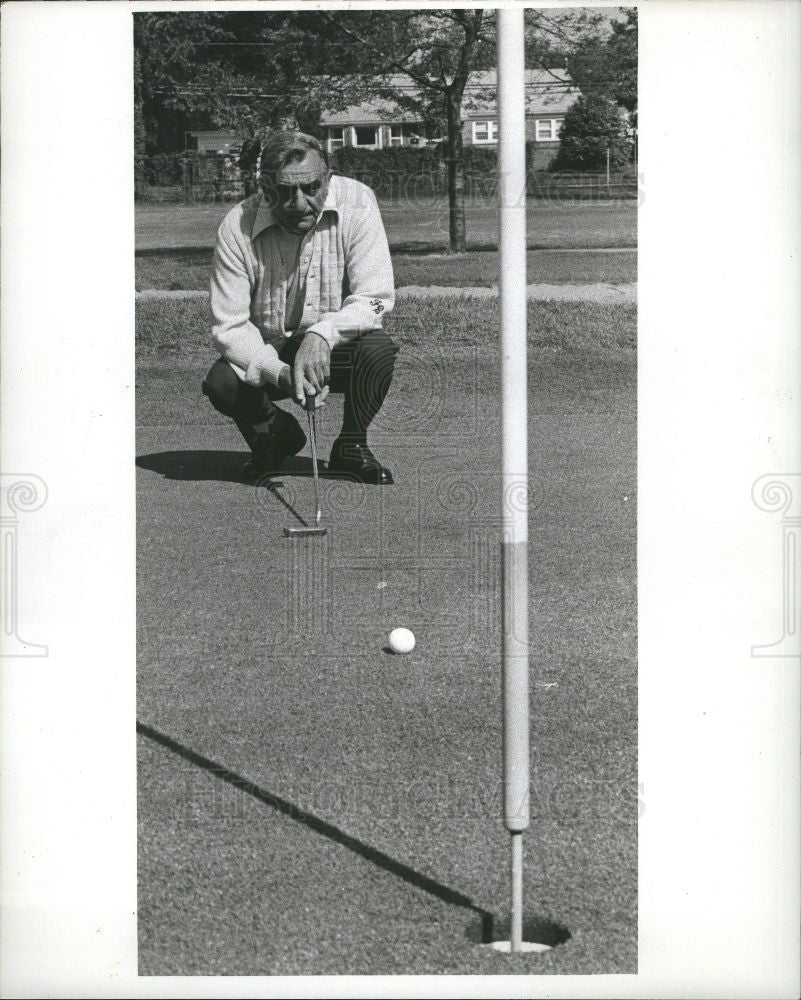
[284,405,327,538]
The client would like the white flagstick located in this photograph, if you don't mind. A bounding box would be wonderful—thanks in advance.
[497,7,530,956]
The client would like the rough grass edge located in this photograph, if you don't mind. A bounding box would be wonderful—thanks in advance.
[136,295,636,363]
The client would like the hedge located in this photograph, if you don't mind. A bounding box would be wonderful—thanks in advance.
[136,145,639,202]
[331,144,508,197]
[330,144,637,199]
[143,152,191,186]
[331,145,444,196]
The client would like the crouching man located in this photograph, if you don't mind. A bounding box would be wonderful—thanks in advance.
[202,130,398,485]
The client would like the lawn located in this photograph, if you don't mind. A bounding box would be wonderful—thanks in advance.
[136,247,636,292]
[136,294,637,975]
[136,196,637,252]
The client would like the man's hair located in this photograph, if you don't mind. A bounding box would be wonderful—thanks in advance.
[258,131,329,176]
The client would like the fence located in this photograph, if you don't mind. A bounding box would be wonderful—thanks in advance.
[135,151,638,204]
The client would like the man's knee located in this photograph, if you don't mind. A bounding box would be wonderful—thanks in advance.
[348,328,400,379]
[357,327,399,360]
[201,358,241,416]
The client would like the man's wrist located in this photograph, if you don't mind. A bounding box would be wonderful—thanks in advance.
[241,347,287,388]
[306,329,332,350]
[305,321,338,350]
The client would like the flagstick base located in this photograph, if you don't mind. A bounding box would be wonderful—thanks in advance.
[482,940,552,954]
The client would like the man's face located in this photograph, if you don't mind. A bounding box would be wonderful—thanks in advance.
[262,150,330,234]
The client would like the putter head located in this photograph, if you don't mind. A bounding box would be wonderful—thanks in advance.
[283,526,328,537]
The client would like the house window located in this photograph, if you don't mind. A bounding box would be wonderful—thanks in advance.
[327,128,345,153]
[472,120,498,144]
[352,125,381,148]
[535,118,563,142]
[389,124,404,147]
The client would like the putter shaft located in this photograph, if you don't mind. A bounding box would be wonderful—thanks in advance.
[307,408,321,526]
[282,405,327,538]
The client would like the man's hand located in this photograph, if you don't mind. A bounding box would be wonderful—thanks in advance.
[292,332,331,410]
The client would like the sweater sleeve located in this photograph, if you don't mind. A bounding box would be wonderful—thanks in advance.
[305,190,395,350]
[209,227,289,387]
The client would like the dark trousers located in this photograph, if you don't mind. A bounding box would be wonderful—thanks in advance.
[201,328,399,455]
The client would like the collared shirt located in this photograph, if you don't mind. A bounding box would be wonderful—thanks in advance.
[209,174,395,387]
[273,226,308,331]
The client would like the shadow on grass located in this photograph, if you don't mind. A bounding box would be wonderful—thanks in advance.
[136,451,378,530]
[137,720,498,945]
[137,449,245,482]
[136,450,326,526]
[464,914,572,950]
[137,450,330,483]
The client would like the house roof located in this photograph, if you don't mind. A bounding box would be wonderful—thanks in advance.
[321,92,423,127]
[320,69,578,126]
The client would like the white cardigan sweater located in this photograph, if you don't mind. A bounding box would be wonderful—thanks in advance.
[209,174,395,387]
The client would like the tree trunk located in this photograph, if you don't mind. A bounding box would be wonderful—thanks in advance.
[445,90,467,253]
[133,49,147,201]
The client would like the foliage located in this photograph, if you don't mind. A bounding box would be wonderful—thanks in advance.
[134,9,637,150]
[524,7,609,69]
[326,143,636,198]
[133,12,375,153]
[525,6,637,162]
[525,8,638,170]
[318,10,494,251]
[329,144,536,197]
[567,8,637,114]
[143,152,191,186]
[550,94,632,171]
[134,12,233,153]
[320,11,496,110]
[331,145,445,197]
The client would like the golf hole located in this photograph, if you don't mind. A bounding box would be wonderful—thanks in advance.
[467,912,571,953]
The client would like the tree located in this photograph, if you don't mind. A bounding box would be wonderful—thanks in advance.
[134,12,235,154]
[523,7,637,170]
[567,8,637,115]
[134,11,374,153]
[319,10,615,252]
[550,94,631,171]
[319,9,494,253]
[134,48,147,197]
[524,6,609,71]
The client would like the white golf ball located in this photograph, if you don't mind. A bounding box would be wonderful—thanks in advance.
[388,627,416,654]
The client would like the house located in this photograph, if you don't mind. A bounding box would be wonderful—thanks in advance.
[184,68,579,169]
[320,69,579,168]
[320,81,435,153]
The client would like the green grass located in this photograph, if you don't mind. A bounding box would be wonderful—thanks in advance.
[394,249,636,286]
[136,197,637,252]
[135,248,636,292]
[136,294,636,975]
[135,294,637,364]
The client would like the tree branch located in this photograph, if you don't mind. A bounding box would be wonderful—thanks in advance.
[320,12,447,93]
[530,59,575,86]
[530,9,605,48]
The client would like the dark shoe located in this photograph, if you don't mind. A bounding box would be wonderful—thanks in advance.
[327,439,394,485]
[240,410,306,482]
